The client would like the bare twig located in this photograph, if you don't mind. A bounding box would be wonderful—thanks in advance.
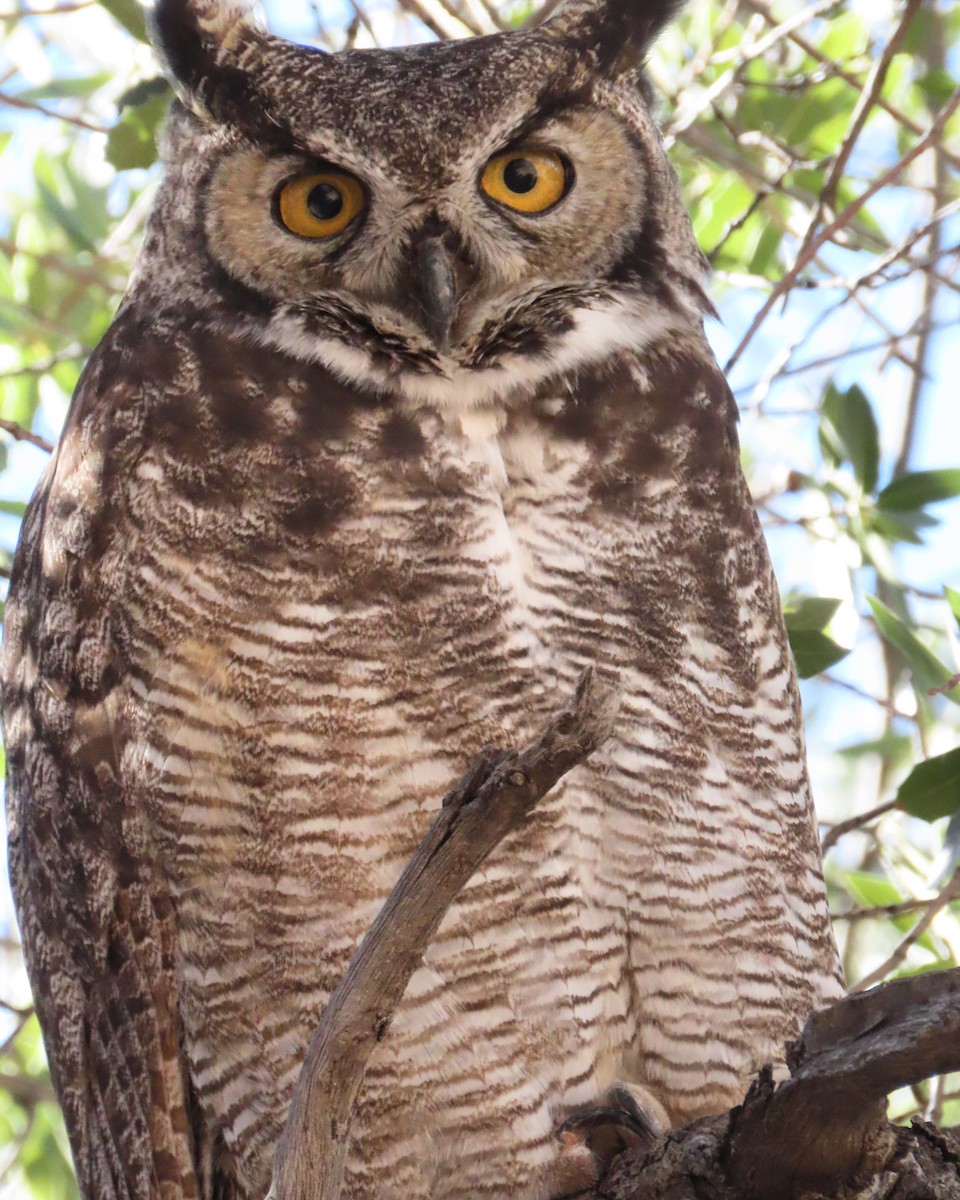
[930,674,960,698]
[0,999,33,1018]
[394,0,470,38]
[0,89,109,132]
[893,9,950,483]
[819,0,922,212]
[0,419,55,454]
[822,799,900,854]
[0,1073,57,1106]
[0,1011,32,1060]
[738,0,960,174]
[725,87,960,374]
[524,0,565,28]
[0,344,85,381]
[0,236,119,290]
[852,872,960,993]
[835,899,941,924]
[666,0,841,140]
[733,317,960,400]
[470,0,507,32]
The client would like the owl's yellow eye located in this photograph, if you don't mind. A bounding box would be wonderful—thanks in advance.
[481,149,569,215]
[276,171,366,239]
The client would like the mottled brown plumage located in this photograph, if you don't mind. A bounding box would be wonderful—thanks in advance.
[2,2,843,1198]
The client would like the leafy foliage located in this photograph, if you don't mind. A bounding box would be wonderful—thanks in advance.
[784,596,850,679]
[897,748,960,823]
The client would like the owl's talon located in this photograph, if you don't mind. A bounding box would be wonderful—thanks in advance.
[548,1082,669,1198]
[544,1129,601,1200]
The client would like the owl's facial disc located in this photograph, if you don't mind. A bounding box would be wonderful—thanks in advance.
[152,0,711,404]
[203,104,652,372]
[194,68,712,410]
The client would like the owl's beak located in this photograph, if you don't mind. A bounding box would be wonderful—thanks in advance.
[415,228,459,350]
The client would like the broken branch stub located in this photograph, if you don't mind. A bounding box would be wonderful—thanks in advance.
[268,668,620,1200]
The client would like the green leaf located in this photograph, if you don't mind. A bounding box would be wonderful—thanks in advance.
[783,596,842,632]
[917,66,957,107]
[819,382,880,493]
[96,0,148,41]
[106,91,171,171]
[867,508,940,546]
[838,873,938,945]
[118,77,171,111]
[0,499,27,517]
[740,76,855,161]
[818,11,869,60]
[783,596,849,677]
[946,587,960,632]
[19,1103,80,1200]
[785,629,850,678]
[903,6,940,55]
[838,733,913,766]
[867,596,960,704]
[876,469,960,512]
[16,73,112,102]
[844,870,902,909]
[897,747,960,822]
[36,182,97,254]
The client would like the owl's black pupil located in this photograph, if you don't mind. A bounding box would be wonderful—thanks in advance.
[307,182,344,221]
[503,158,538,194]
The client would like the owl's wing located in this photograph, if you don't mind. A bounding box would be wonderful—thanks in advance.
[2,365,203,1199]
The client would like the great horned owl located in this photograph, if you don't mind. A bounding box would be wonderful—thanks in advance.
[1,0,843,1197]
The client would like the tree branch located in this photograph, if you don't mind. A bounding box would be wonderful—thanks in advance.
[0,418,54,454]
[820,0,922,212]
[597,966,960,1200]
[851,870,960,994]
[725,86,960,374]
[268,669,620,1200]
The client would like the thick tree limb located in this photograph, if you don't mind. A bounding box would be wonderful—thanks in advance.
[268,668,619,1200]
[596,966,960,1200]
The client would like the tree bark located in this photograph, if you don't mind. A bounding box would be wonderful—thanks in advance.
[597,967,960,1198]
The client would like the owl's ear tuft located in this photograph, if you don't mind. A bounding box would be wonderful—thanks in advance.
[149,0,262,119]
[540,0,683,75]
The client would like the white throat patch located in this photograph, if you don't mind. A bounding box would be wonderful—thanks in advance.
[258,292,693,413]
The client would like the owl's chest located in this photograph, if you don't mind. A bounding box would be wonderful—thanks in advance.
[124,399,615,851]
[124,396,678,938]
[126,392,665,687]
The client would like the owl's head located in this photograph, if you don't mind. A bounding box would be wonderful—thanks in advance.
[144,0,710,408]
